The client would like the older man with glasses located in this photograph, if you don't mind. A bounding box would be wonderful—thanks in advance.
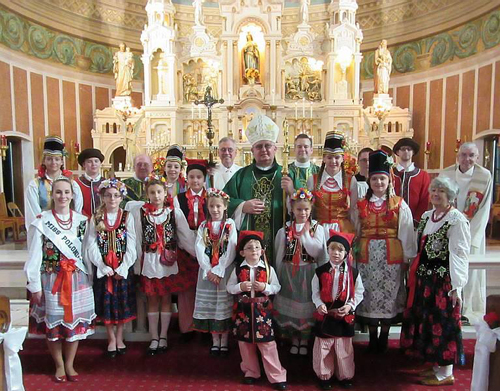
[213,137,241,190]
[439,142,493,324]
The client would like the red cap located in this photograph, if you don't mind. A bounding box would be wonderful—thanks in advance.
[238,230,264,252]
[327,230,355,253]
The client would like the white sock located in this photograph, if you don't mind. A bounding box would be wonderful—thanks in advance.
[220,333,229,348]
[160,312,172,339]
[212,333,221,347]
[147,312,160,340]
[435,365,453,380]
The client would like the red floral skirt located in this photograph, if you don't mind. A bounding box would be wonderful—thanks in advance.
[164,249,199,293]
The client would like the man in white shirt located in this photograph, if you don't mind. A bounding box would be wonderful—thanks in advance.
[213,137,241,190]
[439,142,493,324]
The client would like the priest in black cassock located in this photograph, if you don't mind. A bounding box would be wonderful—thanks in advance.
[224,114,294,264]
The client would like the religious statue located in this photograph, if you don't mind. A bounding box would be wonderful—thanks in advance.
[113,43,134,96]
[154,53,169,95]
[300,0,310,25]
[203,72,218,99]
[374,40,392,95]
[285,76,299,100]
[193,0,204,27]
[183,73,199,102]
[242,32,260,85]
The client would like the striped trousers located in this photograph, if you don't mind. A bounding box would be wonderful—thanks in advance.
[312,337,355,381]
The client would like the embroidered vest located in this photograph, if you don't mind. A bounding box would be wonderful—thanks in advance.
[96,211,128,265]
[141,209,177,253]
[232,263,275,343]
[283,222,317,264]
[312,174,354,233]
[417,216,451,263]
[76,176,103,217]
[177,192,208,230]
[41,220,87,273]
[356,196,404,264]
[202,222,231,266]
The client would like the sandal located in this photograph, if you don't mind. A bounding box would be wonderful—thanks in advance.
[147,339,159,356]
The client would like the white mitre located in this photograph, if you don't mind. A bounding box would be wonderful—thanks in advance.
[245,115,279,146]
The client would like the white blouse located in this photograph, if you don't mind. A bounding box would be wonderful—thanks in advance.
[274,220,326,272]
[306,169,343,192]
[129,202,195,279]
[352,194,418,261]
[195,219,237,279]
[420,208,471,296]
[84,211,137,279]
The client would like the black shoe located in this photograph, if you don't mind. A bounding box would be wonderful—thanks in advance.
[338,379,353,388]
[147,339,159,356]
[318,379,333,390]
[106,349,117,358]
[209,346,220,356]
[273,382,287,390]
[378,333,389,353]
[461,315,470,326]
[242,377,258,385]
[158,338,168,353]
[117,346,127,355]
[219,346,229,357]
[368,338,378,353]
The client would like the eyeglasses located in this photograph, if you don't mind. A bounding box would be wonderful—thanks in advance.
[220,148,235,153]
[253,143,274,151]
[243,246,262,251]
[104,194,122,199]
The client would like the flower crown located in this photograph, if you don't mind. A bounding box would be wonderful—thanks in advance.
[291,188,314,202]
[144,173,167,183]
[98,178,127,197]
[207,188,230,201]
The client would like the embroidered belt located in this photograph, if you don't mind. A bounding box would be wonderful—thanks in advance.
[239,296,269,304]
[416,263,449,278]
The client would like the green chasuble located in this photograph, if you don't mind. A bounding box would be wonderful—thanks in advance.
[288,161,320,189]
[120,177,147,208]
[224,160,284,265]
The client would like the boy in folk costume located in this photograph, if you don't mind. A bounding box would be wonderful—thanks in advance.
[171,159,209,339]
[307,131,355,235]
[85,178,137,357]
[227,231,288,390]
[193,188,237,356]
[163,144,187,199]
[74,148,105,217]
[312,233,364,390]
[274,188,326,356]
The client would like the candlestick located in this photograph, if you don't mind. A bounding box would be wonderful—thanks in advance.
[425,141,431,155]
[119,162,123,171]
[272,89,275,106]
[228,90,231,106]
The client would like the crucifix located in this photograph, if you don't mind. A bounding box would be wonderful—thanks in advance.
[195,86,224,187]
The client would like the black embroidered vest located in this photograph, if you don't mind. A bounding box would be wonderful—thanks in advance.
[96,211,128,265]
[141,209,177,253]
[283,222,317,264]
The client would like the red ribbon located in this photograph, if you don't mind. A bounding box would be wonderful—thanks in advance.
[105,251,120,295]
[151,224,165,254]
[407,235,426,308]
[51,258,76,323]
[186,191,206,229]
[289,222,310,277]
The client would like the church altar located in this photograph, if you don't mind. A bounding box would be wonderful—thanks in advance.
[91,0,413,176]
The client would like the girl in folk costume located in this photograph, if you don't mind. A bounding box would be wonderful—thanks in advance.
[25,177,95,382]
[85,178,137,357]
[25,136,83,230]
[171,159,208,339]
[164,144,186,200]
[312,233,364,390]
[193,188,237,356]
[129,174,194,355]
[353,150,417,353]
[307,131,355,236]
[274,188,326,356]
[401,177,470,386]
[227,231,288,390]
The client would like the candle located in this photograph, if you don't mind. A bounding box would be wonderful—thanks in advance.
[295,102,298,120]
[272,89,275,105]
[74,142,80,153]
[426,141,431,151]
[191,104,194,120]
[302,98,305,118]
[1,136,5,147]
[126,163,131,171]
[228,90,231,106]
[310,102,313,119]
[119,163,123,171]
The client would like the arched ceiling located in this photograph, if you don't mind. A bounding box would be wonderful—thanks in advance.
[4,0,500,51]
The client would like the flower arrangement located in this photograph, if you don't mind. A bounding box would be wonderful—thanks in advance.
[153,157,166,175]
[343,152,358,177]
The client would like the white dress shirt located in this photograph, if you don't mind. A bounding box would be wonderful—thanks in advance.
[227,259,281,297]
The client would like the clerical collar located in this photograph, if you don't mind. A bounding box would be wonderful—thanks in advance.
[133,175,145,182]
[83,173,102,182]
[396,162,415,172]
[294,160,311,169]
[457,165,474,177]
[256,164,273,171]
[190,188,204,197]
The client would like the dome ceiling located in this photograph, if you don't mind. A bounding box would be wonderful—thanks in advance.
[5,0,500,50]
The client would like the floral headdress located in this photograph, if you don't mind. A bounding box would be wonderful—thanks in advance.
[144,173,167,183]
[98,178,127,197]
[291,188,314,202]
[206,188,230,202]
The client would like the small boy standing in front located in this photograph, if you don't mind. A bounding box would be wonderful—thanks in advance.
[311,232,364,390]
[227,231,288,391]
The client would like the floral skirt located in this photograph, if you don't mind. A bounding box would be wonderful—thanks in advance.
[94,269,136,324]
[164,249,199,293]
[274,262,316,340]
[400,269,465,366]
[140,276,172,297]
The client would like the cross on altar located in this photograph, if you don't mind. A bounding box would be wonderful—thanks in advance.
[194,86,224,186]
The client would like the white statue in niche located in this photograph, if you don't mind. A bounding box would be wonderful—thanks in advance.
[113,43,134,96]
[300,0,310,25]
[374,40,392,95]
[155,53,169,95]
[193,0,205,27]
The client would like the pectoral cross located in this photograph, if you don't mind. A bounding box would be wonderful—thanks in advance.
[195,86,224,187]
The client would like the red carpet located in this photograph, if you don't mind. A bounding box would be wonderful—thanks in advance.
[20,336,475,391]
